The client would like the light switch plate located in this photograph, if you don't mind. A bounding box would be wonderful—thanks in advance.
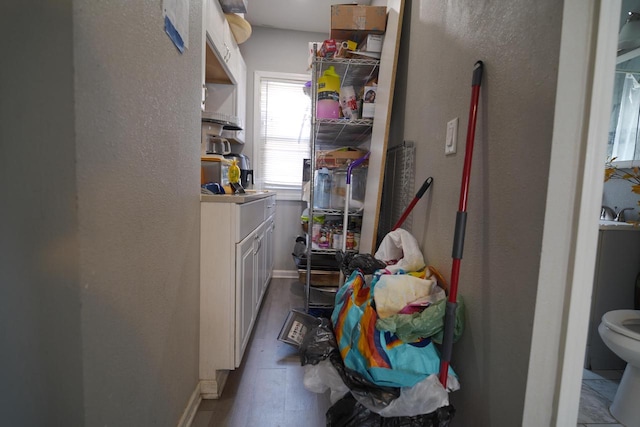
[445,117,458,155]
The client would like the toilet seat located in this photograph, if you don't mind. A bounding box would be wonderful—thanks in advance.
[602,310,640,341]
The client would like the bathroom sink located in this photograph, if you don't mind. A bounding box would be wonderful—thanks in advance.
[599,220,634,227]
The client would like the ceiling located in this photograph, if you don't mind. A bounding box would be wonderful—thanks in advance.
[243,0,372,34]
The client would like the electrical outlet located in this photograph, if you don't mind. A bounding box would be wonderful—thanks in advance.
[445,117,458,155]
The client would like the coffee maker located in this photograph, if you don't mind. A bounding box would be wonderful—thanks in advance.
[201,112,232,158]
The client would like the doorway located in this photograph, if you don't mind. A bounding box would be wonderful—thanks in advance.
[523,1,623,425]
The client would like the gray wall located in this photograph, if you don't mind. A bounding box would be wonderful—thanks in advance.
[392,1,562,425]
[240,26,327,273]
[1,0,202,425]
[1,1,83,425]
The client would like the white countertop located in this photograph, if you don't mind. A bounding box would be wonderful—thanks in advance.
[200,190,275,203]
[599,220,640,231]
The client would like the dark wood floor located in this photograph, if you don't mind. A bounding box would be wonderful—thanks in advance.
[192,278,332,427]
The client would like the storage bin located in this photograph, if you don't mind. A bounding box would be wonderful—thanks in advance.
[330,167,368,209]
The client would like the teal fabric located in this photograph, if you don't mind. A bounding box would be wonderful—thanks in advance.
[331,270,456,388]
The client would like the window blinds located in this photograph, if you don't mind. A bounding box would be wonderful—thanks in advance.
[258,77,311,196]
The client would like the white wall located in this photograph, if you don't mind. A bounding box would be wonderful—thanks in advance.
[240,26,328,273]
[393,0,563,425]
[1,0,202,425]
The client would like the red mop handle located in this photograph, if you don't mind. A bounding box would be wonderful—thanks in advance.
[439,61,483,387]
[392,177,433,231]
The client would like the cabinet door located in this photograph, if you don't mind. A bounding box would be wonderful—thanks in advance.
[203,0,238,85]
[235,229,257,367]
[265,216,275,288]
[254,223,267,310]
[235,55,247,142]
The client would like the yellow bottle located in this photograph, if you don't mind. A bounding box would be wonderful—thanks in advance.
[228,159,240,184]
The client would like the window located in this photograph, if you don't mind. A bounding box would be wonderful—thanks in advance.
[254,71,311,199]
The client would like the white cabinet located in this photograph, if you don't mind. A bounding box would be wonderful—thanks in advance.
[236,222,261,365]
[202,0,247,143]
[202,0,241,84]
[200,194,276,398]
[203,0,242,85]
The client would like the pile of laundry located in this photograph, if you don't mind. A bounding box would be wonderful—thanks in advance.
[300,229,465,426]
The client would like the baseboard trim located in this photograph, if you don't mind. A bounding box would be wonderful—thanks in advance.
[200,371,230,399]
[273,269,298,279]
[177,381,201,427]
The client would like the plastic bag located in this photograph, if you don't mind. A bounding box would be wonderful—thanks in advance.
[337,251,387,277]
[301,320,459,417]
[376,297,465,344]
[332,270,456,388]
[367,374,458,418]
[300,321,401,407]
[299,317,337,365]
[374,229,426,274]
[326,393,456,427]
[303,359,350,404]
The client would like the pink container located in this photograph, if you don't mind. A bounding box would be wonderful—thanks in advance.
[317,99,340,119]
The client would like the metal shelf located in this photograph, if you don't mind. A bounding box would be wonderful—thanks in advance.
[310,248,357,255]
[314,119,374,148]
[305,49,380,313]
[315,57,380,88]
[313,207,364,216]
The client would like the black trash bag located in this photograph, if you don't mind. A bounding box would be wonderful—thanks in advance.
[336,251,387,277]
[326,393,456,427]
[299,320,401,407]
[329,350,400,410]
[299,318,337,366]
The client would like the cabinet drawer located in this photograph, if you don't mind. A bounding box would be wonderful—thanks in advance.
[265,195,277,219]
[238,199,266,241]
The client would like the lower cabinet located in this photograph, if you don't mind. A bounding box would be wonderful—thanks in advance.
[200,195,276,398]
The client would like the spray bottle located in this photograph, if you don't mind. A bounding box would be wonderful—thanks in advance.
[228,159,245,194]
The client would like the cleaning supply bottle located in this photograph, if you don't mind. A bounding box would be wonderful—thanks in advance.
[317,66,341,118]
[228,159,245,194]
[228,159,240,184]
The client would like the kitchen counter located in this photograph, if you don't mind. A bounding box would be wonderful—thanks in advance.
[200,190,275,203]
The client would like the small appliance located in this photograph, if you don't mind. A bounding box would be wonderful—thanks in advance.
[201,111,242,158]
[201,156,229,186]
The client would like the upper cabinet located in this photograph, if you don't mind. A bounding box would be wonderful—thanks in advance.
[203,0,242,86]
[201,0,247,143]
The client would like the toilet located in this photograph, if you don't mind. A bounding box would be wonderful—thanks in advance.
[598,310,640,427]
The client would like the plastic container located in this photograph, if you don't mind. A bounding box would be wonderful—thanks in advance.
[318,66,340,94]
[317,99,341,119]
[330,167,368,209]
[317,66,341,119]
[313,168,332,208]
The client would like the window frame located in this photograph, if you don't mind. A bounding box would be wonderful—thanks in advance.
[252,70,311,201]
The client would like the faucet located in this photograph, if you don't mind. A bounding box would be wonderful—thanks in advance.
[601,206,615,221]
[615,207,634,222]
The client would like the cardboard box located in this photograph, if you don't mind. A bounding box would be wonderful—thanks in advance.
[360,34,384,53]
[362,85,377,118]
[297,270,341,287]
[315,147,368,169]
[331,5,387,32]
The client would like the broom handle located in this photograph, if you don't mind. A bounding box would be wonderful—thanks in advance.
[439,61,483,387]
[392,177,433,231]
